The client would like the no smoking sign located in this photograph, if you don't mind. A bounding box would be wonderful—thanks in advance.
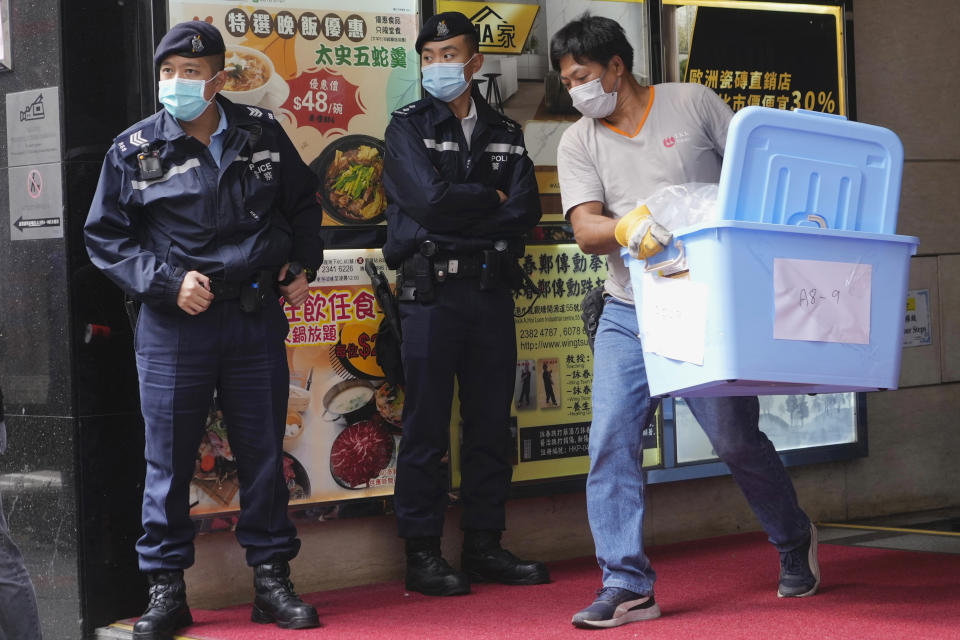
[8,164,63,240]
[27,168,42,198]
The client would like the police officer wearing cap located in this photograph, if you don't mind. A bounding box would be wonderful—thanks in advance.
[382,12,547,597]
[84,21,323,637]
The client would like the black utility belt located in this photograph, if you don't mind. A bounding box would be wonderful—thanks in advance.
[208,270,277,313]
[398,250,519,303]
[431,254,484,280]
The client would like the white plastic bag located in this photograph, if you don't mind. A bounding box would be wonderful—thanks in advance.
[638,182,718,233]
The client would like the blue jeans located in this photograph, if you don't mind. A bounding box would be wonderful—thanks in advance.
[588,298,811,595]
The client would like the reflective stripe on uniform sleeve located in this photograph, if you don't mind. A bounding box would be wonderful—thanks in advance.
[130,158,202,191]
[423,138,460,152]
[233,151,281,164]
[251,150,281,163]
[483,143,525,155]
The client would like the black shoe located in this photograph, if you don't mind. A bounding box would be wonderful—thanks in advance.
[405,537,470,596]
[461,530,550,586]
[778,522,821,598]
[132,570,193,640]
[251,561,320,629]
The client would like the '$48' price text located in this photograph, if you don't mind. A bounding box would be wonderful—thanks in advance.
[293,90,330,113]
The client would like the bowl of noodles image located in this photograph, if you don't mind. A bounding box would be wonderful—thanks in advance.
[221,45,275,106]
[310,135,388,225]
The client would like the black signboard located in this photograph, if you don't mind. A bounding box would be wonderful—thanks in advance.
[684,4,845,115]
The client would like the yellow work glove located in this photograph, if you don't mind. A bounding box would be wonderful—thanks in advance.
[614,205,673,260]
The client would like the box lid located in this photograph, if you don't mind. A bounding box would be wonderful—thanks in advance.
[717,107,904,234]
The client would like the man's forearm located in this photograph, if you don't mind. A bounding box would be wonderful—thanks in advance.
[571,210,621,255]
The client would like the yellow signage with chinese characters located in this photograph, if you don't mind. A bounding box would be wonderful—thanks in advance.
[436,1,540,54]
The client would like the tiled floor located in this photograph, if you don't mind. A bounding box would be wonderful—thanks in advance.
[818,506,960,554]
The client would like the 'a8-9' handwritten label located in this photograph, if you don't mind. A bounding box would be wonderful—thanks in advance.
[773,258,872,344]
[798,288,841,308]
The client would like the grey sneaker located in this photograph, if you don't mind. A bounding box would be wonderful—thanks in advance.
[778,522,821,597]
[571,587,661,629]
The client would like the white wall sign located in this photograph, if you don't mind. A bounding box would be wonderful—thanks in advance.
[773,258,872,344]
[903,289,932,347]
[8,164,64,241]
[5,87,62,166]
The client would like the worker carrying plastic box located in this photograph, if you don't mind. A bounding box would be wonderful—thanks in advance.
[617,106,919,398]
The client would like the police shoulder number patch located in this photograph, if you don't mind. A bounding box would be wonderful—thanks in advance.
[392,99,429,118]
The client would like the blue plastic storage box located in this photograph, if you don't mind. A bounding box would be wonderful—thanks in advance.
[627,224,918,397]
[717,107,904,233]
[628,107,918,397]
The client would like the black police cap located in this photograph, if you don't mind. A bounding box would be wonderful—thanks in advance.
[415,12,478,54]
[154,21,226,69]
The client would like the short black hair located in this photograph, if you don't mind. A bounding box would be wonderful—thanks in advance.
[549,13,634,73]
[464,29,480,54]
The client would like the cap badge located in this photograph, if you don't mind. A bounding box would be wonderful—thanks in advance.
[191,34,204,53]
[436,20,449,37]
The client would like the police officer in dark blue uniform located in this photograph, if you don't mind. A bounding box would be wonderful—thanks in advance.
[382,12,548,597]
[84,21,323,638]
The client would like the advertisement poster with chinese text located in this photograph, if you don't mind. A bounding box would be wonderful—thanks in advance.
[189,249,402,517]
[670,1,846,115]
[168,0,420,226]
[450,244,661,487]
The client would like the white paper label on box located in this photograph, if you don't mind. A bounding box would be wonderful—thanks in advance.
[773,258,872,344]
[640,273,707,365]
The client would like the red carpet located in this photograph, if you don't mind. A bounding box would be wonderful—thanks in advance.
[117,532,960,639]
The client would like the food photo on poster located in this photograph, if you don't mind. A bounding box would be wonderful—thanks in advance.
[311,135,387,225]
[168,0,419,227]
[280,250,406,501]
[188,250,406,518]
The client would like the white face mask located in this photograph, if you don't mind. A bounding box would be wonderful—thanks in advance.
[568,70,619,119]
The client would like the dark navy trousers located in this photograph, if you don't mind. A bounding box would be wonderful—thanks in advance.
[134,298,300,570]
[395,279,517,538]
[1,420,43,640]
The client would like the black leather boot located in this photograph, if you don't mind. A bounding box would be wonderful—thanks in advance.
[462,530,550,585]
[251,560,320,629]
[132,570,192,640]
[405,537,470,596]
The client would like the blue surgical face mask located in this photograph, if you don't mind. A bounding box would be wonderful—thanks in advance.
[158,76,215,122]
[421,55,476,102]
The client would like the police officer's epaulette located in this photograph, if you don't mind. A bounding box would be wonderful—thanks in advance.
[499,114,521,132]
[113,117,162,159]
[391,99,431,118]
[235,104,277,123]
